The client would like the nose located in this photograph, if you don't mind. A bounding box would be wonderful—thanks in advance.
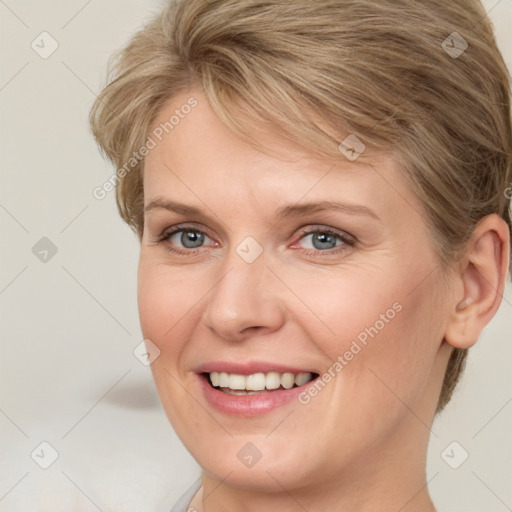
[201,248,287,342]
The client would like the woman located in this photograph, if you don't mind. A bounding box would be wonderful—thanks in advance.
[89,0,511,510]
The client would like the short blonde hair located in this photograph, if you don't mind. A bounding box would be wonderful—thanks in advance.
[89,0,512,413]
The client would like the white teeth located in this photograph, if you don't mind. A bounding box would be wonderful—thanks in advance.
[208,371,314,392]
[246,373,266,391]
[219,372,230,387]
[210,372,220,387]
[281,373,295,389]
[265,371,281,390]
[228,374,246,390]
[294,372,312,386]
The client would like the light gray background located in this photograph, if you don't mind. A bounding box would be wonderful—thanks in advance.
[0,1,511,511]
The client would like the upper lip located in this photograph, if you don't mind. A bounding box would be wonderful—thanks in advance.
[195,361,319,375]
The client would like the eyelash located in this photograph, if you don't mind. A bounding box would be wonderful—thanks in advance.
[155,224,355,257]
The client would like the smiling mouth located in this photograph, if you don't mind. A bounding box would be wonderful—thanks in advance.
[203,371,319,395]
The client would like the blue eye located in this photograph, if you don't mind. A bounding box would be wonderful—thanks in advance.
[170,230,207,249]
[300,230,344,251]
[159,227,213,252]
[156,225,354,256]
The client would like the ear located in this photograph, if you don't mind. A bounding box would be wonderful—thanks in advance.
[444,214,510,349]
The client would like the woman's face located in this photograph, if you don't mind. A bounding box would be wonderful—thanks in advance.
[138,88,453,493]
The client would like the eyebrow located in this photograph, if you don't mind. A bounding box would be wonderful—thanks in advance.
[274,200,380,221]
[144,198,380,221]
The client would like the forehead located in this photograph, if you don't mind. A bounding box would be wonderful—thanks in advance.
[144,88,417,221]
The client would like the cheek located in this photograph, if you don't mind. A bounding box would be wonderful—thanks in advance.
[366,296,442,415]
[290,267,406,357]
[300,265,444,413]
[137,255,200,355]
[137,256,209,434]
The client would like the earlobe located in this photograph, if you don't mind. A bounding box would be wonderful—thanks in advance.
[444,214,510,350]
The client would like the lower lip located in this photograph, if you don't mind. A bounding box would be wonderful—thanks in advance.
[197,374,314,416]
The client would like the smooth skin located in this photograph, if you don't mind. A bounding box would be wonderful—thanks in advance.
[137,87,510,512]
